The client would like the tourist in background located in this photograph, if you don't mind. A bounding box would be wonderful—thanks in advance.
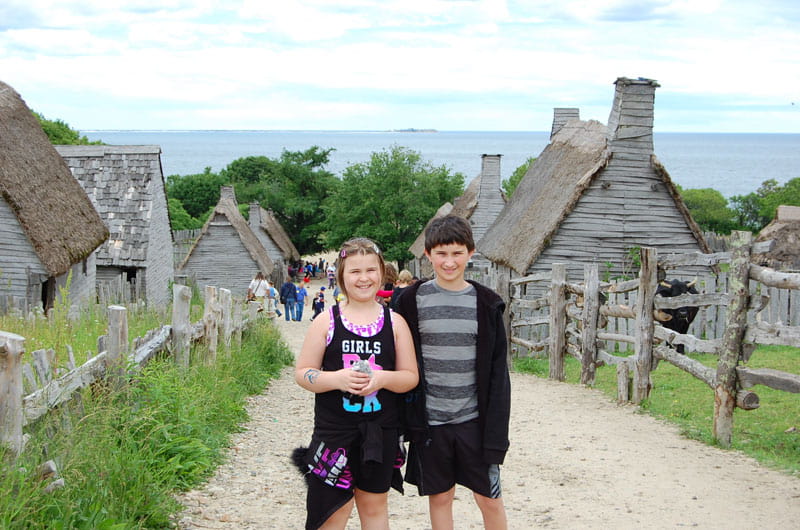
[280,278,297,322]
[295,278,309,321]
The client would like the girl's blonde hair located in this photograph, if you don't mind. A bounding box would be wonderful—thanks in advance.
[335,238,386,300]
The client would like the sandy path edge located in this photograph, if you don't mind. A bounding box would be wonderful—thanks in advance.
[176,278,800,529]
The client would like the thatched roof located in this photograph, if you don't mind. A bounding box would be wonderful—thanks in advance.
[255,205,300,261]
[753,205,800,270]
[56,145,170,267]
[409,202,453,258]
[179,187,274,274]
[0,80,107,276]
[478,120,610,273]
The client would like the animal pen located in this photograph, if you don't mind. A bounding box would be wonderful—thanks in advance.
[508,231,800,446]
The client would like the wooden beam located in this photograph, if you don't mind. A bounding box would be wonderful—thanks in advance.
[744,321,800,347]
[736,367,800,394]
[654,292,729,309]
[512,297,549,311]
[654,344,716,389]
[653,325,721,354]
[549,264,568,382]
[658,251,730,268]
[603,278,640,293]
[749,264,800,290]
[581,263,600,386]
[510,271,552,286]
[633,247,657,404]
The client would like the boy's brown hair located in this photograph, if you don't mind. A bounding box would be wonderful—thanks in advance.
[335,237,386,300]
[424,215,475,253]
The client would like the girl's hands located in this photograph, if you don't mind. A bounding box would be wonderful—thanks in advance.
[337,368,373,395]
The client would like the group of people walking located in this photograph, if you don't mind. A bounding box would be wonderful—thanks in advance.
[293,215,511,530]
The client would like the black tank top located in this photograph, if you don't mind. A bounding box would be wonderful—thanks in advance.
[314,305,399,429]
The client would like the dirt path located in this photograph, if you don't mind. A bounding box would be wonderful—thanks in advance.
[176,277,800,529]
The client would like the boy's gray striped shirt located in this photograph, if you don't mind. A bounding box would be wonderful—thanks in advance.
[417,280,478,425]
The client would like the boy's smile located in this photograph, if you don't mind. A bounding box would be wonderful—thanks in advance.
[425,242,475,290]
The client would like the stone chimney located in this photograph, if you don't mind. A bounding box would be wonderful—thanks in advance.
[551,107,580,139]
[606,77,660,151]
[219,185,237,203]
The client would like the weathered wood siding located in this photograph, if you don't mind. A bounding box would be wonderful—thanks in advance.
[525,160,705,288]
[144,160,174,307]
[180,215,258,297]
[0,198,96,311]
[0,196,47,303]
[249,213,286,286]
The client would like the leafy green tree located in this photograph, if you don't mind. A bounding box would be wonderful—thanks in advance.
[680,188,738,234]
[729,178,800,232]
[232,147,340,255]
[167,198,203,230]
[166,168,227,219]
[758,177,800,222]
[503,157,535,197]
[324,145,464,268]
[33,111,102,145]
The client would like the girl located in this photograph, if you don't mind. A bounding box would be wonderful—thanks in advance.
[295,238,418,530]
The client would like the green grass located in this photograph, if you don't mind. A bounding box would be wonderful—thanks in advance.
[0,317,293,529]
[514,345,800,476]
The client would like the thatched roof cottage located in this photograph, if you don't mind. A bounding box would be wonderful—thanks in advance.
[178,186,274,297]
[249,202,300,285]
[0,81,108,313]
[408,154,506,278]
[56,145,174,307]
[479,77,709,289]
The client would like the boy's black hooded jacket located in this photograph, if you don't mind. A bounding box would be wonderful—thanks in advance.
[394,279,511,465]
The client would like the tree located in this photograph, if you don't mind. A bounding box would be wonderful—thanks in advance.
[167,198,203,230]
[231,147,340,255]
[166,168,227,219]
[680,188,738,234]
[503,157,535,197]
[33,111,102,145]
[729,178,800,232]
[323,146,464,268]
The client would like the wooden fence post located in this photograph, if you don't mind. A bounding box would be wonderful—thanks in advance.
[171,284,192,369]
[633,247,657,404]
[233,300,243,349]
[203,286,218,365]
[107,305,128,390]
[0,331,25,457]
[581,263,599,385]
[218,288,233,353]
[549,263,567,381]
[248,301,261,321]
[714,231,752,447]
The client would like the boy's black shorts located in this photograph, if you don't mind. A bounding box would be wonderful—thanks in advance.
[348,427,400,493]
[405,419,502,498]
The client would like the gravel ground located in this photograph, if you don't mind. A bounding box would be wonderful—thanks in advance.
[176,277,800,529]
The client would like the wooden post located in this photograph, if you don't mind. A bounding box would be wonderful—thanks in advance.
[581,263,599,385]
[616,362,630,404]
[633,247,656,404]
[232,300,243,350]
[107,305,128,387]
[0,331,25,457]
[203,286,218,365]
[549,263,567,381]
[171,284,192,369]
[248,300,261,321]
[715,231,752,447]
[218,288,232,353]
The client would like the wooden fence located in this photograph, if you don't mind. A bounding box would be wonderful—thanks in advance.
[508,231,800,446]
[0,284,268,465]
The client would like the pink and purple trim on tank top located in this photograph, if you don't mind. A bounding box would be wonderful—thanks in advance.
[326,304,388,345]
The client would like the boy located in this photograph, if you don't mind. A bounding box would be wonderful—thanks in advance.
[394,215,510,529]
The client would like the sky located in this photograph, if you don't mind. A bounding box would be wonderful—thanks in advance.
[1,0,798,132]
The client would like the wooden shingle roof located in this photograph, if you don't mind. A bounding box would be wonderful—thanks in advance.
[56,145,170,267]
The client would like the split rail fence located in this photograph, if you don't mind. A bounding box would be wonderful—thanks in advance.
[509,231,800,446]
[0,284,269,470]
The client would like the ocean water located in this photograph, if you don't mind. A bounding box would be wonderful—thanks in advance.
[81,130,800,198]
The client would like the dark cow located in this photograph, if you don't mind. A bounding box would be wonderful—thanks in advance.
[655,279,699,354]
